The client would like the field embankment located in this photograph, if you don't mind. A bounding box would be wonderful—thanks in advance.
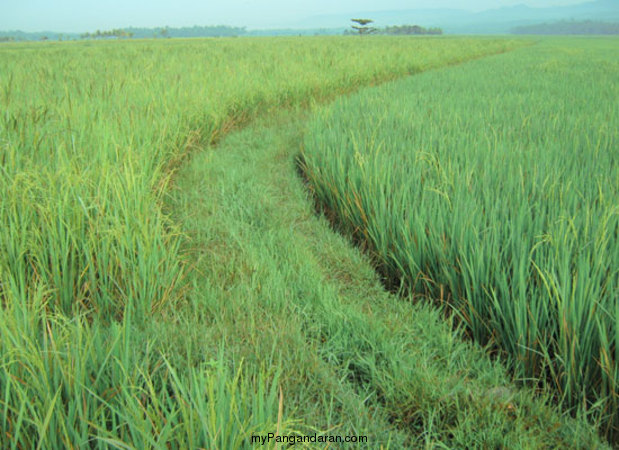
[0,36,536,447]
[301,37,619,441]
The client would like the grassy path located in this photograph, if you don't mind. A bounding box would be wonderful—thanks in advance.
[0,38,607,448]
[168,104,606,447]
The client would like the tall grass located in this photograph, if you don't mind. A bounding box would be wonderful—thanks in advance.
[0,36,527,446]
[301,37,619,440]
[0,37,522,321]
[169,106,607,448]
[0,289,293,448]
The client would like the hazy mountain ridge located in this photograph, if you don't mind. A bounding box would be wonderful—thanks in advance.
[0,0,617,38]
[295,0,619,34]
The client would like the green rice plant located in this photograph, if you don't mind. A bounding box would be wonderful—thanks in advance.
[301,37,619,441]
[0,36,532,447]
[0,285,295,448]
[169,109,606,448]
[0,37,524,322]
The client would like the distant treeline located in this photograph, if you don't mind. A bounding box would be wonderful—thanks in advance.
[0,24,446,43]
[0,25,251,42]
[246,28,343,36]
[81,25,247,39]
[382,25,443,35]
[344,25,443,35]
[512,20,619,35]
[0,31,71,42]
[80,29,135,39]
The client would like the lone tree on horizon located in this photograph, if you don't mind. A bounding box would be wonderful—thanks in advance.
[351,18,377,35]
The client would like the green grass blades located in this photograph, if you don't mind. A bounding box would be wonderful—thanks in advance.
[1,36,533,448]
[167,109,605,448]
[301,37,619,441]
[0,290,293,448]
[0,37,523,321]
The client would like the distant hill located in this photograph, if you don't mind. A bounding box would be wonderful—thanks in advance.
[293,0,619,34]
[454,0,619,33]
[1,0,618,39]
[512,20,619,34]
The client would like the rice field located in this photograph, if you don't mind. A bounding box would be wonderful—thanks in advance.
[301,37,619,441]
[0,37,520,322]
[0,36,544,448]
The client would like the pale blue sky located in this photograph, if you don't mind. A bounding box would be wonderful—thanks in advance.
[1,0,589,32]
